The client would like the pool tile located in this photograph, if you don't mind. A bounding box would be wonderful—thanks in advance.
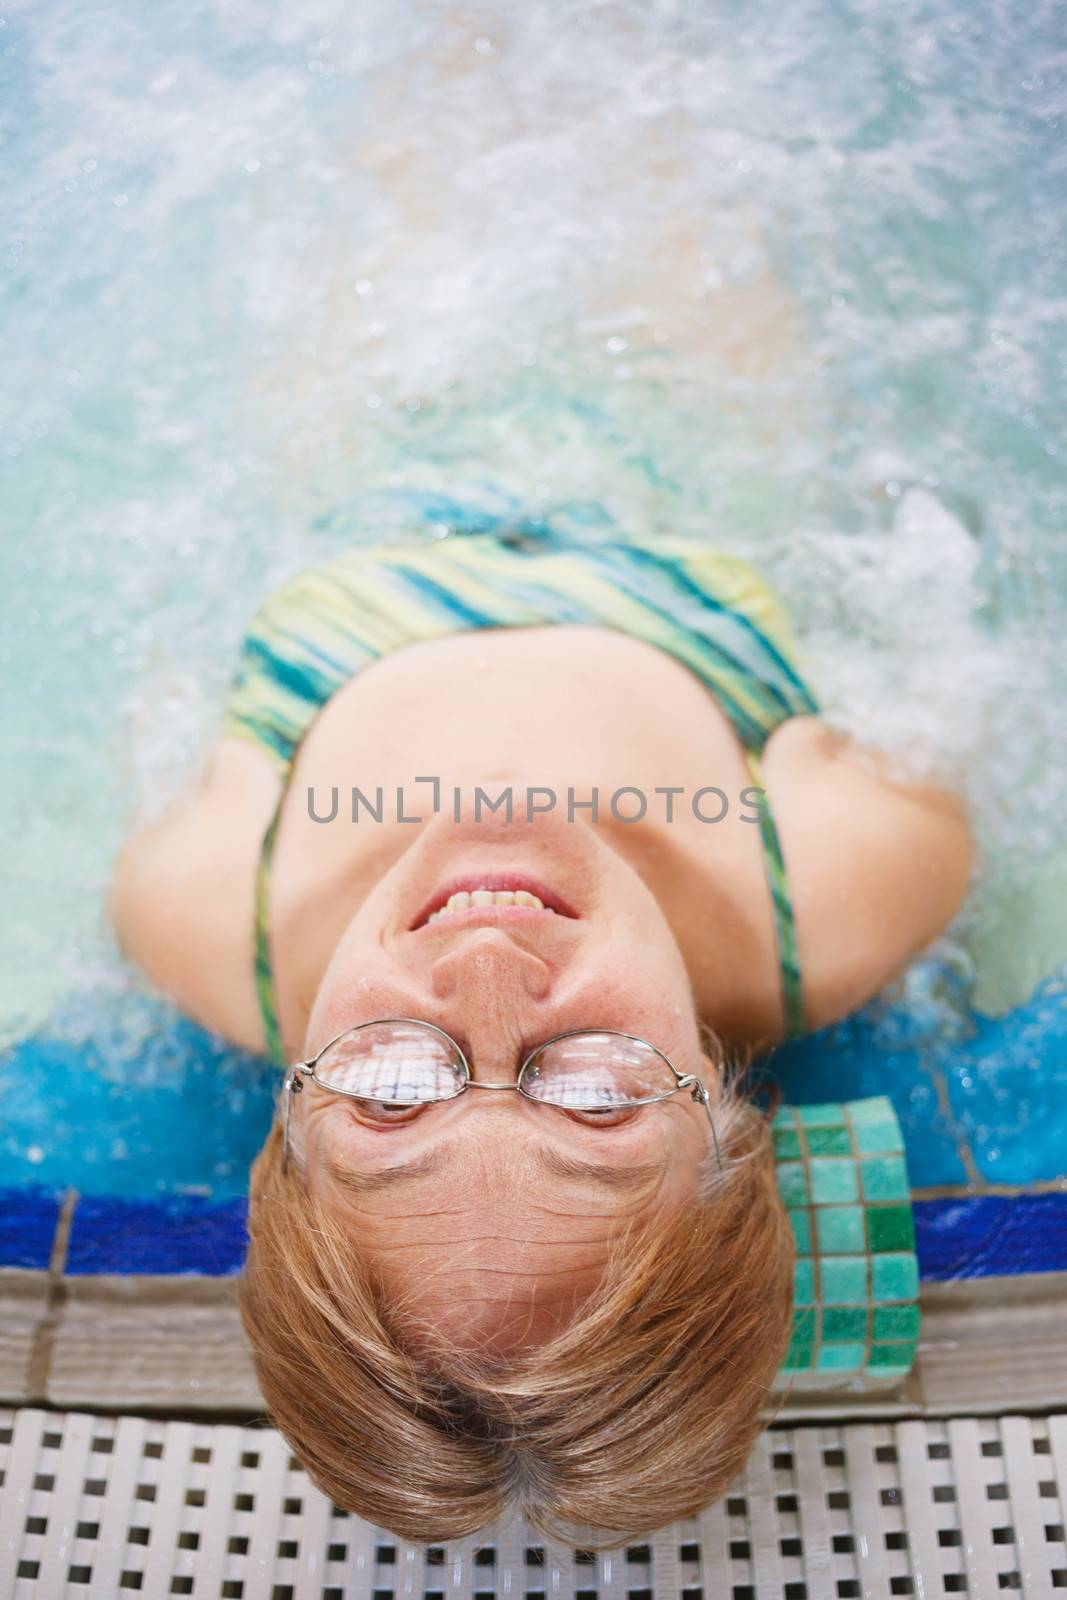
[854,1118,904,1155]
[776,1162,808,1207]
[822,1306,868,1342]
[809,1158,859,1205]
[913,1193,1067,1280]
[867,1204,915,1253]
[788,1208,812,1253]
[847,1096,894,1124]
[816,1343,866,1372]
[797,1104,847,1127]
[793,1259,815,1306]
[860,1156,910,1202]
[869,1344,916,1373]
[816,1205,866,1254]
[0,1186,64,1271]
[773,1127,803,1161]
[872,1253,919,1303]
[805,1125,853,1157]
[821,1257,869,1305]
[872,1303,921,1341]
[66,1194,249,1276]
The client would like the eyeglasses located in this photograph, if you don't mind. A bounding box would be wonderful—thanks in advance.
[279,1019,722,1176]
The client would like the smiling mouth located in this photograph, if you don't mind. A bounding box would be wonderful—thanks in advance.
[409,872,580,931]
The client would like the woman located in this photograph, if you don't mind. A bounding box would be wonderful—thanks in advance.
[109,516,972,1543]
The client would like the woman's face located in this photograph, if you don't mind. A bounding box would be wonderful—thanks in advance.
[290,804,717,1355]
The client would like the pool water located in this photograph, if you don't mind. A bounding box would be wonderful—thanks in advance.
[2,0,1065,1198]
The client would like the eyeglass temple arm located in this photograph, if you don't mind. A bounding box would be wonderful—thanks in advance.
[676,1073,724,1173]
[280,1065,313,1175]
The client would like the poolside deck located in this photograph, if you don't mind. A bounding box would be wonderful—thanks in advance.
[3,1402,1066,1599]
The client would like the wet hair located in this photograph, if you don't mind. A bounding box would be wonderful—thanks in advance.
[236,1061,793,1546]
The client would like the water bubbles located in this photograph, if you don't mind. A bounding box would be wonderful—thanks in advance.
[113,193,129,208]
[365,392,382,409]
[474,36,495,56]
[26,1145,44,1165]
[244,159,260,174]
[354,279,374,297]
[605,336,628,354]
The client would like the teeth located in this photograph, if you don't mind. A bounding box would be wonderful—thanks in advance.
[424,887,551,924]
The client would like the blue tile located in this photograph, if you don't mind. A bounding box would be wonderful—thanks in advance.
[0,1186,64,1269]
[914,1193,1067,1281]
[66,1194,250,1276]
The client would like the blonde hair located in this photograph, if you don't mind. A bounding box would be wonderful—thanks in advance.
[236,1067,794,1546]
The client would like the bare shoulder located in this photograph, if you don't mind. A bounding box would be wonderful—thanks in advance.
[108,738,279,1053]
[760,716,975,1032]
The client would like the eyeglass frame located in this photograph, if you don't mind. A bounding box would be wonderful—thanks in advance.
[279,1018,723,1176]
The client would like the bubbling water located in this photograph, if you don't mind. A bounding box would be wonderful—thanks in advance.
[2,0,1064,1046]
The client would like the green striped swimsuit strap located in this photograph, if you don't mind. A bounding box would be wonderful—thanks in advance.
[744,748,806,1040]
[253,788,288,1069]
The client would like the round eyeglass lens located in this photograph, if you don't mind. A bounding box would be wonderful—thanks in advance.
[312,1021,466,1104]
[520,1032,677,1110]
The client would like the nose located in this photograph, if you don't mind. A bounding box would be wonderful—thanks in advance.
[429,928,553,1084]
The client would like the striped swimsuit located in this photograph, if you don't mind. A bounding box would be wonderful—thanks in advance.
[221,521,820,1066]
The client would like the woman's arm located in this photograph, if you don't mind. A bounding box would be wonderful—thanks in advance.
[108,740,276,1053]
[762,717,975,1032]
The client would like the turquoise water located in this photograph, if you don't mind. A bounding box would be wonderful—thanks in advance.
[2,0,1065,1193]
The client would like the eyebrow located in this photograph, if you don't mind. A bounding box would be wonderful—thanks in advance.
[324,1142,665,1197]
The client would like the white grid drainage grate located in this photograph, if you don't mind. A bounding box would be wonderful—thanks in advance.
[1,1408,1066,1599]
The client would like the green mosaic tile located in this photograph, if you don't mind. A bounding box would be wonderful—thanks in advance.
[860,1155,910,1202]
[797,1103,847,1127]
[771,1096,919,1384]
[806,1125,853,1157]
[822,1306,868,1341]
[809,1157,860,1205]
[853,1117,905,1155]
[820,1257,869,1306]
[776,1162,808,1207]
[872,1253,919,1303]
[867,1204,915,1253]
[793,1259,816,1306]
[847,1096,893,1123]
[869,1342,917,1372]
[872,1303,921,1341]
[815,1343,866,1372]
[773,1126,803,1161]
[788,1208,812,1254]
[816,1204,865,1254]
